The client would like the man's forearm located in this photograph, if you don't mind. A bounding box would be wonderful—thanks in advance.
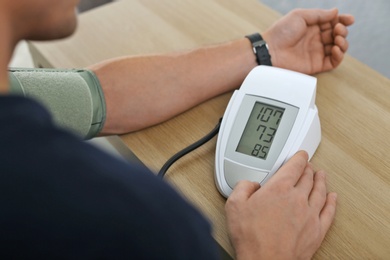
[89,37,257,135]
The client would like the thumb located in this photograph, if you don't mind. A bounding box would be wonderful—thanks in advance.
[301,8,338,25]
[229,180,261,201]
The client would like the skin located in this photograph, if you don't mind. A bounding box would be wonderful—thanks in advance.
[0,0,79,92]
[0,0,354,258]
[226,151,337,259]
[263,8,353,73]
[89,8,354,135]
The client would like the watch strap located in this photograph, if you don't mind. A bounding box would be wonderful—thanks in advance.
[246,33,272,66]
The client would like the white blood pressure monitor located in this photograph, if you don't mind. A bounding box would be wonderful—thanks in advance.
[215,66,321,197]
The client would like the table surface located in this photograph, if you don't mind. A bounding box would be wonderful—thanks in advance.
[29,0,390,258]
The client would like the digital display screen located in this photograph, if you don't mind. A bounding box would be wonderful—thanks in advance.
[236,102,285,160]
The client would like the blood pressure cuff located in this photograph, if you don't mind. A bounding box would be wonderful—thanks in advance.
[8,68,106,139]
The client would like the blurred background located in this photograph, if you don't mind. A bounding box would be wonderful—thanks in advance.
[11,0,389,79]
[64,0,390,79]
[261,0,389,78]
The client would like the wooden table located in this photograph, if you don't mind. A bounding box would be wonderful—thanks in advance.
[29,0,390,258]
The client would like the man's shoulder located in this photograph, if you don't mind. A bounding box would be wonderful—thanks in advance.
[0,95,218,259]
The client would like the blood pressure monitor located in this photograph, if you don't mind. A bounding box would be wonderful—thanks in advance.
[215,66,321,197]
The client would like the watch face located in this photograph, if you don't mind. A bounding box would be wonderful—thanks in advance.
[236,101,285,160]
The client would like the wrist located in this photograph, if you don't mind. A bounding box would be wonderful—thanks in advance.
[261,31,278,68]
[245,33,272,66]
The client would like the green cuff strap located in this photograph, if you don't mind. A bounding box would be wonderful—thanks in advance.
[8,68,106,139]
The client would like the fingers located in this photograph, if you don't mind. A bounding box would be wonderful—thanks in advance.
[304,169,336,242]
[319,192,337,239]
[229,180,261,202]
[334,35,349,53]
[295,163,315,195]
[291,8,353,30]
[333,23,349,38]
[322,22,349,47]
[331,45,344,67]
[308,171,337,239]
[333,23,349,51]
[320,27,334,45]
[310,9,352,52]
[339,14,355,26]
[308,170,328,210]
[303,9,351,71]
[271,151,309,186]
[322,23,349,70]
[321,45,344,72]
[301,8,352,33]
[297,8,339,26]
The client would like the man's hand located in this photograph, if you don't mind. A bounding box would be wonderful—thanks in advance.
[263,8,354,74]
[225,151,337,260]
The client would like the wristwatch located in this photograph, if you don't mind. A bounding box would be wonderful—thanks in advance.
[246,33,272,66]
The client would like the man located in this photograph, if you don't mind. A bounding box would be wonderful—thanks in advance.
[0,0,354,259]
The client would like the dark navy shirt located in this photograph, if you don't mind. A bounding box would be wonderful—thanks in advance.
[0,95,218,259]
